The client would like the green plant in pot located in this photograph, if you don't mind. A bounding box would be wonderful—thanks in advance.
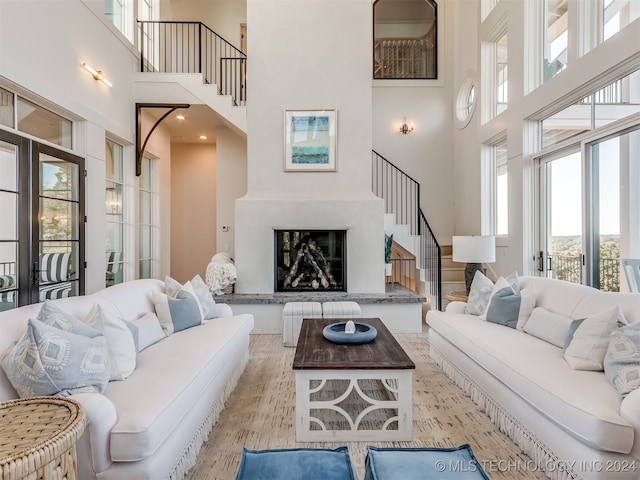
[384,234,393,276]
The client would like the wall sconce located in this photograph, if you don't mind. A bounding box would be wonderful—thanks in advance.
[399,117,414,134]
[82,62,112,87]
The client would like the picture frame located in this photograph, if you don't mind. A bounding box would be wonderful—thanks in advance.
[284,110,336,171]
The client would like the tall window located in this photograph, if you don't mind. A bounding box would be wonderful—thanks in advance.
[483,137,508,236]
[106,139,124,286]
[482,23,508,122]
[104,0,142,43]
[104,0,125,33]
[373,0,437,79]
[603,0,640,42]
[541,67,640,148]
[138,156,158,279]
[17,97,72,149]
[495,141,508,235]
[536,68,640,292]
[496,32,508,115]
[543,0,568,82]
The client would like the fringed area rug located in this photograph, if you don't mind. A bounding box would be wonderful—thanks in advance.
[185,332,547,480]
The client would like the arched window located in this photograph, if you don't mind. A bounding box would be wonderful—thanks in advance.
[373,0,437,79]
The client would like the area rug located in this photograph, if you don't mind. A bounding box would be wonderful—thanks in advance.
[184,331,548,480]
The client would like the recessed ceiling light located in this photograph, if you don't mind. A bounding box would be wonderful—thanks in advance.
[199,135,207,140]
[176,115,185,120]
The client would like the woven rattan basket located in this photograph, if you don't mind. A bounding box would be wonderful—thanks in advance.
[0,396,86,480]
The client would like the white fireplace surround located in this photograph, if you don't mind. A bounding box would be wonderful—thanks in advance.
[235,191,386,294]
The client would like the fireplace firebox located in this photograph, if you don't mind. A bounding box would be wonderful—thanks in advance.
[275,230,346,292]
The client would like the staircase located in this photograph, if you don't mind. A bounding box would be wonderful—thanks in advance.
[373,151,443,310]
[136,21,247,134]
[440,246,467,309]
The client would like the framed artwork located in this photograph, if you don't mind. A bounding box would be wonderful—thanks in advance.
[284,110,336,171]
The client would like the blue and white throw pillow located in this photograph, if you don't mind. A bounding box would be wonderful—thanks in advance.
[1,318,111,397]
[153,281,204,335]
[165,275,218,320]
[36,300,102,338]
[483,276,536,329]
[605,321,640,397]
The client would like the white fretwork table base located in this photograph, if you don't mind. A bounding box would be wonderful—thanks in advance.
[295,369,413,442]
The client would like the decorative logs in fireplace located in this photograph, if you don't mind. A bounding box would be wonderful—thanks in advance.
[275,230,346,292]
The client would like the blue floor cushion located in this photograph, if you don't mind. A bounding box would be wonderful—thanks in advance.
[365,444,491,480]
[235,446,358,480]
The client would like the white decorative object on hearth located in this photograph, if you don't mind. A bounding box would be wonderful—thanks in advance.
[206,253,237,295]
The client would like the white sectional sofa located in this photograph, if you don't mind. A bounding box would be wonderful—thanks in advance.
[0,279,254,480]
[427,276,640,480]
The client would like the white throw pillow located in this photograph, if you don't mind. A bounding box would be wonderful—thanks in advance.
[131,312,166,351]
[153,281,204,335]
[85,304,138,381]
[524,307,576,348]
[516,285,537,331]
[564,306,627,371]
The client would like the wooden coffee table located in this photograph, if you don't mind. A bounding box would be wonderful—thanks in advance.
[293,317,415,442]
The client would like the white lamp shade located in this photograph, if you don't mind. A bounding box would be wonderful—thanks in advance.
[452,236,496,263]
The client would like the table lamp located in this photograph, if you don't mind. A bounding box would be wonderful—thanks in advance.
[452,235,496,294]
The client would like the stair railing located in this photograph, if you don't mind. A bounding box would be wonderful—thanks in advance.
[138,21,247,106]
[372,150,442,310]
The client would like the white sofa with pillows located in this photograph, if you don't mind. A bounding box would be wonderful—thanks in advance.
[426,273,640,480]
[0,277,254,480]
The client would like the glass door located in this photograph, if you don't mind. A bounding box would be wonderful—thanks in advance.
[588,126,640,292]
[0,132,26,311]
[35,144,84,302]
[538,149,584,284]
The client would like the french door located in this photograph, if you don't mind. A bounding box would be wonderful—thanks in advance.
[537,149,584,285]
[0,130,84,310]
[537,125,640,292]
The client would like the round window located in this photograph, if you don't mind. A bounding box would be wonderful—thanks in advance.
[455,77,477,128]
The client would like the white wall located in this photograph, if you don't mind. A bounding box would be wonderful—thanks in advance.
[216,127,247,259]
[372,0,455,247]
[170,143,217,282]
[168,0,247,49]
[236,0,385,294]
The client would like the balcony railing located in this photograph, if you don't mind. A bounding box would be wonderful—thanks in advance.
[548,254,620,292]
[138,21,247,106]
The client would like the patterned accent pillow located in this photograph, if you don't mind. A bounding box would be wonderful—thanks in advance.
[153,281,204,335]
[1,318,110,397]
[36,300,102,338]
[605,321,640,397]
[464,271,494,316]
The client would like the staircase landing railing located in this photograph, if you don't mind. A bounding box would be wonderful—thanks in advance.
[138,21,247,106]
[372,150,442,310]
